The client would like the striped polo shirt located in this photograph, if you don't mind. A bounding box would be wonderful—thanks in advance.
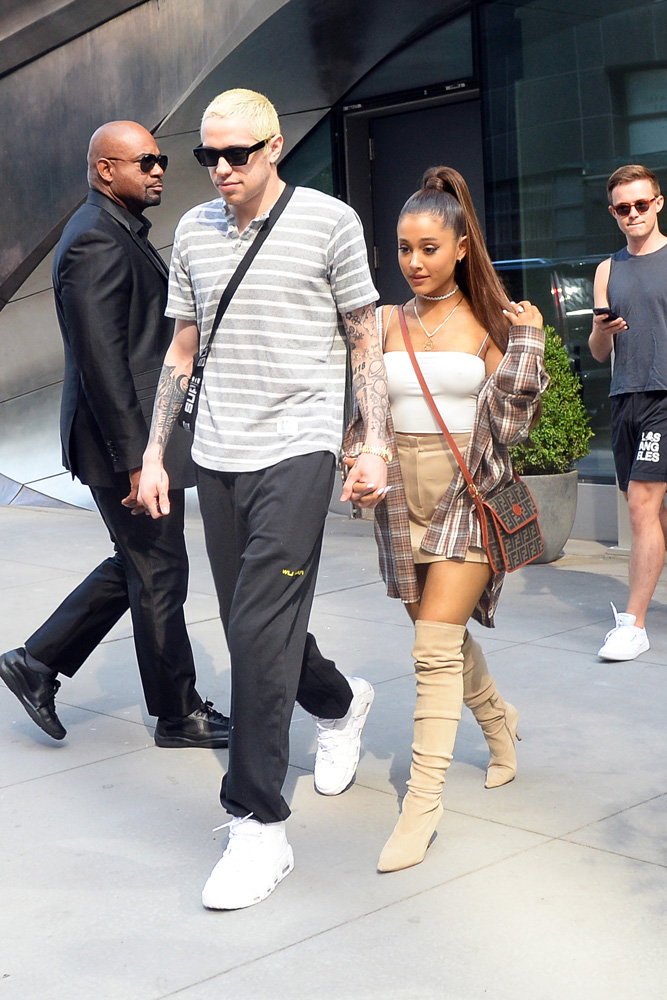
[166,186,378,472]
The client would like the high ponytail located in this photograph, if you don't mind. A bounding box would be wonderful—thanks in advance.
[399,166,510,353]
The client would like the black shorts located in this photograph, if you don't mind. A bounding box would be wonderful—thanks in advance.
[611,391,667,492]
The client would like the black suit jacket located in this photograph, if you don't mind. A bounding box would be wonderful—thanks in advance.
[53,189,194,489]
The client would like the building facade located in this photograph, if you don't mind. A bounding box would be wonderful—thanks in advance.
[2,0,666,539]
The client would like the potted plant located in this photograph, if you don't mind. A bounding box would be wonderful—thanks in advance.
[510,326,593,562]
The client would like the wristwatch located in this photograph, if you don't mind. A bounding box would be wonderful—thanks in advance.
[360,444,393,464]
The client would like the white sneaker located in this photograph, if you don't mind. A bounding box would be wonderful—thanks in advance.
[313,676,375,795]
[598,602,650,661]
[201,815,294,910]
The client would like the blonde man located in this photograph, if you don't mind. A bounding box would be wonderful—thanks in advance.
[139,90,388,908]
[590,164,667,660]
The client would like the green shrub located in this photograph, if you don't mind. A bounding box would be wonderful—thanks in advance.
[511,326,593,475]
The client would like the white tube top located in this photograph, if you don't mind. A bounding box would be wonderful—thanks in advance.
[385,351,486,434]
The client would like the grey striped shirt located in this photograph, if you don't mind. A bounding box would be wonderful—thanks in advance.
[166,186,378,472]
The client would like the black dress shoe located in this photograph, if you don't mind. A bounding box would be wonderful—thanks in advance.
[0,647,66,740]
[154,700,229,748]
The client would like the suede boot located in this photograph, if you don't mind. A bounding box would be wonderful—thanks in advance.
[378,620,466,873]
[462,632,520,788]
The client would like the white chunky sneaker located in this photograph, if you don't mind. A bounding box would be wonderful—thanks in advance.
[598,602,650,661]
[313,676,375,795]
[201,815,294,910]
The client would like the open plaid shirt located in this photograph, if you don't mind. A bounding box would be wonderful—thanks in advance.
[342,322,548,627]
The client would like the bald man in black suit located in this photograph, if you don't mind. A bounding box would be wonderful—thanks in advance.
[0,122,228,748]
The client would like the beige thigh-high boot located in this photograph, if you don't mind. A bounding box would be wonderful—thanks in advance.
[378,620,466,873]
[462,631,520,789]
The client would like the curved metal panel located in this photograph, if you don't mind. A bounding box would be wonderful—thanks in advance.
[6,479,86,510]
[0,384,64,483]
[0,0,285,307]
[163,0,459,131]
[15,474,95,510]
[0,0,151,78]
[0,281,63,400]
[0,473,21,505]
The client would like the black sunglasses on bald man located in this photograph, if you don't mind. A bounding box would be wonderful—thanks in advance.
[106,153,168,173]
[193,138,269,167]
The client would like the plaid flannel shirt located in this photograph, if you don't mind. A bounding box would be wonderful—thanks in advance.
[342,322,548,628]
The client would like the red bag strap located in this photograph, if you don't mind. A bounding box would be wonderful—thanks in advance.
[397,304,479,499]
[397,304,519,508]
[398,304,511,563]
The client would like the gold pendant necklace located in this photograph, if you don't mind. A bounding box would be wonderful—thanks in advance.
[415,296,463,351]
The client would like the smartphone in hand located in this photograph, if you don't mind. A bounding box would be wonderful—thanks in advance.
[593,307,619,321]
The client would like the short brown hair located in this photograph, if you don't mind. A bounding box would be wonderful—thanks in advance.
[607,164,660,203]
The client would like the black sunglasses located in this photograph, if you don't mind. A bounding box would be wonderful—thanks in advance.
[106,153,169,173]
[611,197,656,217]
[192,138,269,167]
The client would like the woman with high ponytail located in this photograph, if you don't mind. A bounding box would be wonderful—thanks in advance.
[343,166,548,873]
[400,166,513,352]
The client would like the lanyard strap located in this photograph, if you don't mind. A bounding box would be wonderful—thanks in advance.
[200,184,295,362]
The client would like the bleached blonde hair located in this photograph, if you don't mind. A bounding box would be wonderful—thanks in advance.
[201,89,280,141]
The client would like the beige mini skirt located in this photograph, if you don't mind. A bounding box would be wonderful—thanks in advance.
[396,431,488,565]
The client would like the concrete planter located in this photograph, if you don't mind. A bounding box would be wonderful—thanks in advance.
[522,470,578,563]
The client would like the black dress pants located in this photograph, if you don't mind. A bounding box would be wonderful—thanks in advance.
[25,484,200,719]
[196,453,353,824]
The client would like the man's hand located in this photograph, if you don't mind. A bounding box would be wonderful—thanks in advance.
[592,310,627,337]
[339,303,390,506]
[121,467,150,515]
[589,308,627,362]
[589,259,627,363]
[137,454,171,519]
[340,453,388,508]
[134,319,199,518]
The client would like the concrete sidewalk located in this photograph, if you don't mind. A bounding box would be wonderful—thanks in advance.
[1,502,666,1000]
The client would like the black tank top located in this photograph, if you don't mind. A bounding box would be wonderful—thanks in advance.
[607,243,667,395]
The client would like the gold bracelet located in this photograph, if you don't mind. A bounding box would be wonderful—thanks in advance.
[359,444,393,464]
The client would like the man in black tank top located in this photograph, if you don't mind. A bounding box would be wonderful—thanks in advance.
[589,164,667,661]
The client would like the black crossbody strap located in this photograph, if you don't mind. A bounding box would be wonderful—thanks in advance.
[201,184,295,360]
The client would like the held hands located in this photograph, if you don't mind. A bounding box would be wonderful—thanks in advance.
[136,454,171,519]
[340,453,390,510]
[121,467,150,516]
[502,299,543,329]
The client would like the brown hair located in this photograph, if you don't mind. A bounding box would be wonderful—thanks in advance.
[399,166,510,352]
[607,164,661,202]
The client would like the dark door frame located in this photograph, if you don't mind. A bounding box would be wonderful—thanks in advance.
[333,81,481,289]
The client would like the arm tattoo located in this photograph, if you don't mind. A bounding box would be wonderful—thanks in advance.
[148,363,190,459]
[343,304,388,442]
